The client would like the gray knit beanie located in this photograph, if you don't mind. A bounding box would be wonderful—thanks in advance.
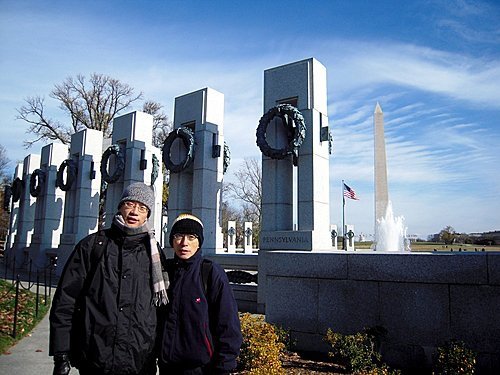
[118,182,155,217]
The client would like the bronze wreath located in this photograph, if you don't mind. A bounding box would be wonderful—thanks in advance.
[30,169,45,197]
[12,177,23,203]
[56,159,78,191]
[162,127,195,173]
[256,104,306,166]
[151,154,160,185]
[346,230,355,240]
[223,141,230,174]
[101,144,125,184]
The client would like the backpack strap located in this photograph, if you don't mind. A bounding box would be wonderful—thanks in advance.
[201,258,213,297]
[91,229,109,265]
[82,229,109,291]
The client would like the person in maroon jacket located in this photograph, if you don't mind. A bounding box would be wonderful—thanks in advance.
[157,213,242,375]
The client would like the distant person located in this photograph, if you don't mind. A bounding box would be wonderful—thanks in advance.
[157,213,242,374]
[49,182,169,375]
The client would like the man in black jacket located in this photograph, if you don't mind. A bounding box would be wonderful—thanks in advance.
[157,214,242,375]
[50,182,168,375]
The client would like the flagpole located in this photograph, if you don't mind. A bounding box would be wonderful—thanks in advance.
[342,179,345,250]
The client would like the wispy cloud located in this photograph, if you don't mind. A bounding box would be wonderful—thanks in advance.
[436,0,500,44]
[322,40,500,108]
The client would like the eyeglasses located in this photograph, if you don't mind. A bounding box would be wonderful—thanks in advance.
[123,201,149,214]
[173,233,198,242]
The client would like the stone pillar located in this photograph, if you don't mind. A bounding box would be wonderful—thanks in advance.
[244,221,253,253]
[227,220,236,253]
[103,111,163,235]
[344,224,355,251]
[330,224,338,250]
[12,154,40,267]
[167,88,225,255]
[30,143,68,269]
[56,129,104,275]
[258,58,331,312]
[4,163,23,254]
[259,58,331,251]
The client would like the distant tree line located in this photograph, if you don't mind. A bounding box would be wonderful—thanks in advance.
[427,226,499,245]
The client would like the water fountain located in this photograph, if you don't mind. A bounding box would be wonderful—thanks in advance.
[374,201,410,251]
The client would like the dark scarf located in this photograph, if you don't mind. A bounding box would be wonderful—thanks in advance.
[113,213,169,306]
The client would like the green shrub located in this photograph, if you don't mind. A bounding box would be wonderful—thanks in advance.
[238,313,285,374]
[324,328,378,373]
[433,340,476,375]
[273,324,295,352]
[324,327,400,375]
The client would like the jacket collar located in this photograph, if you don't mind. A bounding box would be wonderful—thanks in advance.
[173,248,202,267]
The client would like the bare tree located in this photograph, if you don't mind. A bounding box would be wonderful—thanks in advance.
[0,145,10,239]
[142,100,173,148]
[17,73,143,147]
[0,145,10,180]
[226,158,262,222]
[224,158,262,245]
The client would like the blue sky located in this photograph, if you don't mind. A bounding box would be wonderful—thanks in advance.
[1,0,499,239]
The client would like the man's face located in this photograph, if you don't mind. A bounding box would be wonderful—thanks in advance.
[172,233,200,260]
[119,200,149,228]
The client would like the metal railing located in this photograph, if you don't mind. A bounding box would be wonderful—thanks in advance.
[1,253,55,338]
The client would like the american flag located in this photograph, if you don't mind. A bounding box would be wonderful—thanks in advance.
[343,183,359,200]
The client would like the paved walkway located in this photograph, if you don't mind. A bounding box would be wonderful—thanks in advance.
[0,304,53,374]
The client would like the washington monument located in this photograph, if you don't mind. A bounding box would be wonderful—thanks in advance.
[374,102,388,242]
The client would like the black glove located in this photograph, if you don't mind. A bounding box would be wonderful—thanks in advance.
[53,352,71,375]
